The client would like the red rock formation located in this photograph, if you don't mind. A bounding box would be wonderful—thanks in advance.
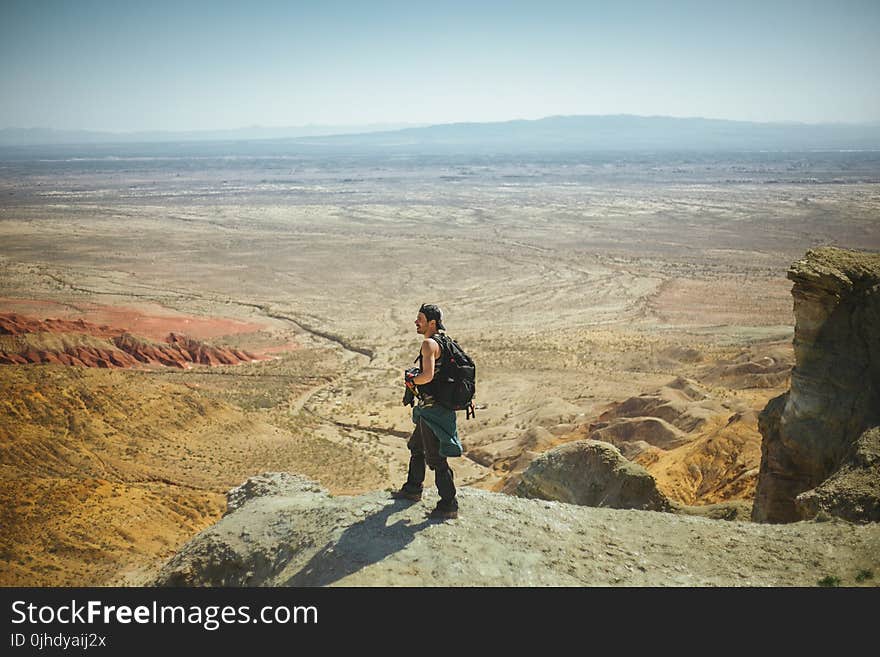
[0,312,262,370]
[0,313,121,338]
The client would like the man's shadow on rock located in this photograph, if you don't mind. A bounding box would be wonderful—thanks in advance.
[284,499,431,586]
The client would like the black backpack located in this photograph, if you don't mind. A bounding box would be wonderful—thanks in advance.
[418,333,477,419]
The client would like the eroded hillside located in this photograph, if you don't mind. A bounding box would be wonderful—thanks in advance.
[0,362,388,585]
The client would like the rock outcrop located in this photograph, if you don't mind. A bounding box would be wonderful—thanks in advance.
[514,440,673,511]
[794,427,880,522]
[0,312,260,369]
[753,247,880,523]
[152,472,880,587]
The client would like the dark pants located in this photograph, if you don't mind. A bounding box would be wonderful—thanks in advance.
[404,417,457,508]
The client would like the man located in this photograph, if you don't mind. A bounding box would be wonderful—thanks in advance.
[392,303,461,520]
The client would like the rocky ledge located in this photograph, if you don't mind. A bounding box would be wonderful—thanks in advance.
[152,473,879,587]
[753,247,880,522]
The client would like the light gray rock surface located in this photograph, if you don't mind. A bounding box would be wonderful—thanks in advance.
[152,472,880,587]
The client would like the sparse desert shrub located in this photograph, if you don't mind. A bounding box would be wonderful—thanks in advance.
[855,569,873,583]
[817,575,841,587]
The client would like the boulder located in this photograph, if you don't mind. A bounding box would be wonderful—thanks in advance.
[515,439,672,511]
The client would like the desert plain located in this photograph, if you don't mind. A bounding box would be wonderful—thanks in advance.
[1,147,878,585]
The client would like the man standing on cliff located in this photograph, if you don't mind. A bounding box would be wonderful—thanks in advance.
[392,303,462,520]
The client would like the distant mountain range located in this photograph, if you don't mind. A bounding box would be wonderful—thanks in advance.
[0,122,426,146]
[291,115,880,151]
[2,115,879,152]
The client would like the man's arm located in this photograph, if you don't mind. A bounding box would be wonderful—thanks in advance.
[411,339,436,385]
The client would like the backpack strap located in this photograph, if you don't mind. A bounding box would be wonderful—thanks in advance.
[430,333,446,355]
[416,333,446,367]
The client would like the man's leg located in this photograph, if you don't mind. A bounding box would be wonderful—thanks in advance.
[419,418,458,512]
[400,426,426,495]
[434,466,457,509]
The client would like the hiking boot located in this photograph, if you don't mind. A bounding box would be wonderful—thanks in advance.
[390,487,422,502]
[427,502,458,520]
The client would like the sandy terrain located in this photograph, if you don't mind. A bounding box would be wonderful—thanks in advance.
[1,150,878,584]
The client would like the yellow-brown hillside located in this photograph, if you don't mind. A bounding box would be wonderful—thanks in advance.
[0,365,385,585]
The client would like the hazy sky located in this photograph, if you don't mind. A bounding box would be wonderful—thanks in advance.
[2,0,878,132]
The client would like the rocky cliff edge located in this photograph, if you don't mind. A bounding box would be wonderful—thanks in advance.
[152,473,879,587]
[753,247,880,522]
